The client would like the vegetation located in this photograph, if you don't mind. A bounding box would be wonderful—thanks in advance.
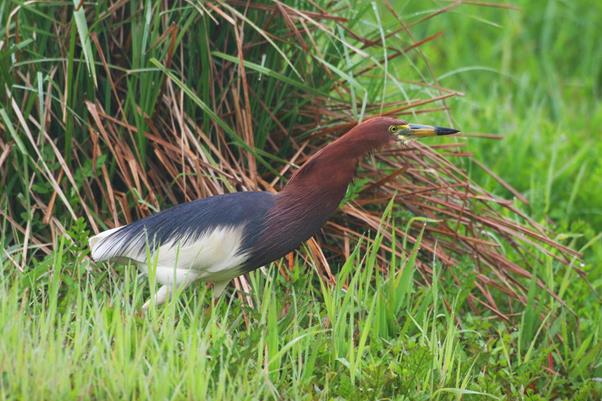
[1,0,600,399]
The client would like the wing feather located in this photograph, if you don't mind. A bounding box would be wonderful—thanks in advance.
[89,192,275,266]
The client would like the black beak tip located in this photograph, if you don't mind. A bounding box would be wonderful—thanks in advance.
[435,126,460,136]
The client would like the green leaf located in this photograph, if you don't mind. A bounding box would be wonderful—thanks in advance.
[72,0,97,87]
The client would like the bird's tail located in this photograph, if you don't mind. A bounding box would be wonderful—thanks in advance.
[89,226,123,261]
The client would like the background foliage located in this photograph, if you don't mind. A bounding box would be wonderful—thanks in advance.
[0,0,600,400]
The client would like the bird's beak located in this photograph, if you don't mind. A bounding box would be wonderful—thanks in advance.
[404,123,460,138]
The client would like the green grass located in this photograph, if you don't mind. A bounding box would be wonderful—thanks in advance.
[1,0,601,400]
[2,226,598,400]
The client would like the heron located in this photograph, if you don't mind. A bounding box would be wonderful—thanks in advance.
[89,117,459,308]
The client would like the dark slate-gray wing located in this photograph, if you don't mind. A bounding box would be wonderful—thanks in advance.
[90,191,276,262]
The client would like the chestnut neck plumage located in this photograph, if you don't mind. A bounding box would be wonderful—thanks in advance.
[280,118,394,202]
[247,118,395,269]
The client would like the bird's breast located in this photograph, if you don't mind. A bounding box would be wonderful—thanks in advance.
[242,190,343,271]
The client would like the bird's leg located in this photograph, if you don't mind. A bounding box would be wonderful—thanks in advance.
[142,284,172,310]
[141,268,201,310]
[212,280,231,300]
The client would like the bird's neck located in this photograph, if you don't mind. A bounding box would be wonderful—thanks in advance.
[267,141,361,246]
[244,149,360,271]
[247,128,387,268]
[280,140,361,205]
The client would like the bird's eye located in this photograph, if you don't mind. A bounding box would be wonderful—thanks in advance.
[388,125,399,133]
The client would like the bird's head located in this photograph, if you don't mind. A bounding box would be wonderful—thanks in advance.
[347,116,460,151]
[285,116,460,192]
[385,119,459,140]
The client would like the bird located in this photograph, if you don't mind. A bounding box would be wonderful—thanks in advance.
[89,117,459,308]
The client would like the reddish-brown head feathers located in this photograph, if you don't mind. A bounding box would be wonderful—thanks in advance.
[284,116,405,191]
